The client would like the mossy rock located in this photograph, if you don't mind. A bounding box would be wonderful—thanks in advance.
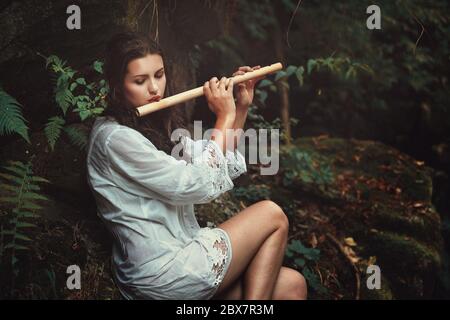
[252,136,444,299]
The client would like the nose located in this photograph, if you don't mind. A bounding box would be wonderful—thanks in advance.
[147,79,158,95]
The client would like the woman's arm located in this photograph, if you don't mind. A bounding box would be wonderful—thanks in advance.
[229,65,265,151]
[204,76,237,154]
[210,113,236,154]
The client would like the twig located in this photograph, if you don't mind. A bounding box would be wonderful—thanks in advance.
[404,6,426,56]
[286,0,303,49]
[326,233,361,300]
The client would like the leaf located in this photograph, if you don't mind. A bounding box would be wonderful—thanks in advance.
[0,88,30,143]
[275,70,287,81]
[294,258,306,267]
[79,110,91,121]
[0,196,19,204]
[258,90,268,103]
[16,222,37,228]
[45,116,65,151]
[5,243,29,251]
[285,65,297,77]
[64,125,88,149]
[2,165,26,177]
[344,237,357,246]
[22,192,49,201]
[75,78,86,85]
[307,59,317,74]
[93,61,104,74]
[258,79,273,88]
[295,66,304,86]
[14,233,32,242]
[55,88,74,115]
[22,202,43,210]
[30,176,50,184]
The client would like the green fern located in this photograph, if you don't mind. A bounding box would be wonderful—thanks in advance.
[45,55,107,121]
[0,160,49,277]
[46,55,76,115]
[0,87,30,143]
[64,124,88,150]
[44,116,65,151]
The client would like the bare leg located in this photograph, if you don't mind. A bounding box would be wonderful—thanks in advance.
[213,200,289,299]
[213,266,307,300]
[272,267,308,300]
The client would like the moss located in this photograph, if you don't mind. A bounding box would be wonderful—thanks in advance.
[370,203,441,245]
[361,231,441,275]
[360,274,394,300]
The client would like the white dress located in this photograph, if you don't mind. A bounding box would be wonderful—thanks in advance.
[86,116,247,300]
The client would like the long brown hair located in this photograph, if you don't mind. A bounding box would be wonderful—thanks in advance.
[103,31,188,154]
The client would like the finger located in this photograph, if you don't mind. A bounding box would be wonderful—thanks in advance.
[239,66,252,71]
[226,79,234,92]
[219,77,228,90]
[210,77,219,93]
[232,71,244,77]
[204,81,212,95]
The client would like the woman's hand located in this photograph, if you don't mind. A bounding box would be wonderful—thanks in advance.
[232,65,266,111]
[204,76,236,120]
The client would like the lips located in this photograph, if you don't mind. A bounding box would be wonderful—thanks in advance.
[148,95,161,103]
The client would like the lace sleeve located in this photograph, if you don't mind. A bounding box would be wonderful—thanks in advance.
[225,148,247,180]
[180,136,247,180]
[184,136,234,200]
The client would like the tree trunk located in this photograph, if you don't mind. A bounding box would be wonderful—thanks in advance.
[271,7,291,145]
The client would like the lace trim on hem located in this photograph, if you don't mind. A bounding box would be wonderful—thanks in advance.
[197,228,230,287]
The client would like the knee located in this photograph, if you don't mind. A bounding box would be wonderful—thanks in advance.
[260,200,289,231]
[293,272,308,300]
[286,270,308,300]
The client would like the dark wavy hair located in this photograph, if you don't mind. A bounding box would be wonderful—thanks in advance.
[103,31,188,154]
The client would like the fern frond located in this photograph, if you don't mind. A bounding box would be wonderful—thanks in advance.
[2,165,27,177]
[0,173,26,185]
[44,116,65,151]
[0,88,30,143]
[64,124,88,150]
[22,192,49,201]
[30,176,50,184]
[0,160,48,279]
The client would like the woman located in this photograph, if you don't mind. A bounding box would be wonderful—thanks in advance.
[86,31,307,300]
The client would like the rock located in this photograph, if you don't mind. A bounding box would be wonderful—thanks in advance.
[275,137,444,299]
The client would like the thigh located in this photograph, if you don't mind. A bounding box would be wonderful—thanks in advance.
[212,277,243,300]
[214,200,288,296]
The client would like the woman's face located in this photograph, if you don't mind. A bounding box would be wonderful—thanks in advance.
[122,53,166,108]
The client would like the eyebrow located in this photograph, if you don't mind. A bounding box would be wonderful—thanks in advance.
[133,67,164,78]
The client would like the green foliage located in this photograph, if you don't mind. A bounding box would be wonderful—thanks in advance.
[46,55,107,121]
[0,87,30,143]
[231,185,271,203]
[306,55,374,80]
[281,147,334,190]
[285,239,328,295]
[63,124,88,150]
[44,116,66,151]
[238,0,276,41]
[0,161,49,278]
[44,55,107,150]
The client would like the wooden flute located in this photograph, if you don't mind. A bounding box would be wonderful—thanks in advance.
[135,62,283,117]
